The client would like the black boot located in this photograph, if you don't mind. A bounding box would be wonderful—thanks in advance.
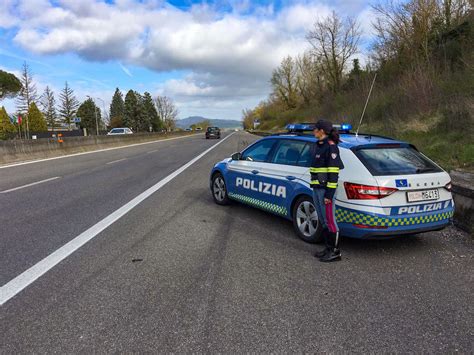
[319,232,341,262]
[314,228,330,258]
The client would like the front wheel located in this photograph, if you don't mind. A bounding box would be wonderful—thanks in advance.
[211,173,230,205]
[292,195,323,243]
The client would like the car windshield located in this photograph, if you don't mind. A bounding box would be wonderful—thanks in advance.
[355,146,442,176]
[111,129,124,133]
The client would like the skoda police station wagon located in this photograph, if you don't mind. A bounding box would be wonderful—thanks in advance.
[209,124,454,242]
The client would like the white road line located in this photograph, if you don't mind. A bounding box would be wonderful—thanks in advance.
[106,158,127,165]
[0,132,235,306]
[0,133,199,170]
[146,149,158,154]
[0,177,61,194]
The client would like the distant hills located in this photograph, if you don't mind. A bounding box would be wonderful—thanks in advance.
[176,116,242,129]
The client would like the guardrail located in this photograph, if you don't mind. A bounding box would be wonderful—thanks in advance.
[0,131,196,165]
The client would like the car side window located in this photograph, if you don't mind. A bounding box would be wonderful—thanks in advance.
[297,143,314,167]
[271,140,309,166]
[241,139,276,162]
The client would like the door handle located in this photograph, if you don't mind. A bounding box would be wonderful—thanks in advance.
[286,176,296,181]
[251,170,259,175]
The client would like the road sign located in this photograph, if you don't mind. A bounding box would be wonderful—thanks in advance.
[73,117,81,123]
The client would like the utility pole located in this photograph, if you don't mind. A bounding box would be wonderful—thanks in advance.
[95,97,108,130]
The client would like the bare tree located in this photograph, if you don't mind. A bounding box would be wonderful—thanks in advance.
[154,96,178,131]
[40,86,57,130]
[271,56,299,109]
[306,11,361,93]
[16,62,38,137]
[295,52,327,104]
[372,0,471,65]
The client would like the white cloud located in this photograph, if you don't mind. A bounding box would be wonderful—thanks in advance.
[2,0,373,119]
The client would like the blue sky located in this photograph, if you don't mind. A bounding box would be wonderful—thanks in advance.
[0,0,375,120]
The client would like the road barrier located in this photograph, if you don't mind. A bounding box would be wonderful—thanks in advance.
[451,170,474,235]
[0,132,195,165]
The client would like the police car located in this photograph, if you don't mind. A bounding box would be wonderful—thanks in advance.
[209,124,454,242]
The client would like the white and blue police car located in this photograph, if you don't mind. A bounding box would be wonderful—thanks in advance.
[210,124,454,242]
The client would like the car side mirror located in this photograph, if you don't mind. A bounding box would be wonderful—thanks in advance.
[231,152,242,160]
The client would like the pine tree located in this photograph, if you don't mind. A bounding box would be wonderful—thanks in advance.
[109,88,124,128]
[28,102,47,132]
[135,91,150,132]
[15,62,38,137]
[40,86,57,129]
[77,98,102,135]
[0,106,17,139]
[15,62,37,114]
[59,82,79,130]
[143,92,161,131]
[124,90,139,131]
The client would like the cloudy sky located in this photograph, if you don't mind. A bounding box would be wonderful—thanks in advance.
[0,0,375,120]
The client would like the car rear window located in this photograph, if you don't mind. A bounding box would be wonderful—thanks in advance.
[355,146,442,176]
[207,127,219,132]
[111,128,124,133]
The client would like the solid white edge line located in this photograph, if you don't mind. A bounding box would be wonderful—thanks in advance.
[0,177,61,194]
[106,158,127,165]
[0,133,200,170]
[0,132,235,306]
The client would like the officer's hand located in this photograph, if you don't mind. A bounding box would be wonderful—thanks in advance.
[324,198,331,205]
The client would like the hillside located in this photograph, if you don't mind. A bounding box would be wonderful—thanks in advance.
[176,116,242,129]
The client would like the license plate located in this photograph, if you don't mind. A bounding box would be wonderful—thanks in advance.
[406,189,439,202]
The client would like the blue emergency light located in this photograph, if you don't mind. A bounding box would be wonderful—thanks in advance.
[285,123,315,133]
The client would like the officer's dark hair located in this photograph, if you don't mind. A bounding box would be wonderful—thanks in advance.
[315,119,340,144]
[328,128,340,144]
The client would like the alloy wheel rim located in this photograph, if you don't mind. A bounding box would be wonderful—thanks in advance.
[296,201,318,237]
[213,177,226,201]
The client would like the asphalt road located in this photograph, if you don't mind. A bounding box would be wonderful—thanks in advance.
[1,131,472,353]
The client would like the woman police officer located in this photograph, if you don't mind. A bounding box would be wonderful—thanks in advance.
[310,119,344,262]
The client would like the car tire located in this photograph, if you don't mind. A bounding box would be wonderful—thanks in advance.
[206,137,209,139]
[211,173,230,205]
[291,195,323,243]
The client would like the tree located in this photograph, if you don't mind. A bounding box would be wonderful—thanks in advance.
[143,92,161,131]
[109,88,124,128]
[0,106,17,139]
[0,70,22,100]
[77,98,102,134]
[40,86,57,130]
[306,11,361,93]
[59,82,79,130]
[295,52,326,104]
[28,102,47,132]
[15,62,38,137]
[124,90,139,130]
[271,56,299,109]
[154,96,178,131]
[134,91,150,132]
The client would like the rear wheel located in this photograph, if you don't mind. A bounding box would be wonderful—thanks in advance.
[292,195,323,243]
[211,173,230,205]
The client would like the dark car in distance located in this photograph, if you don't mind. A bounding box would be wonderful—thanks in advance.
[206,126,221,139]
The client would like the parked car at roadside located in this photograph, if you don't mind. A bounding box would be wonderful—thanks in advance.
[107,128,133,135]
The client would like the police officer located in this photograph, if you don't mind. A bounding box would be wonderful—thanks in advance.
[310,119,344,262]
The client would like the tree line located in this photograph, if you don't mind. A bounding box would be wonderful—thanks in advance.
[0,62,179,139]
[243,0,473,139]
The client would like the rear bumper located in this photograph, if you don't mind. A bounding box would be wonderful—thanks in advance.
[336,204,454,239]
[339,220,451,239]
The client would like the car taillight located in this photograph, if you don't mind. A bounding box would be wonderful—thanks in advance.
[344,182,398,199]
[444,182,452,191]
